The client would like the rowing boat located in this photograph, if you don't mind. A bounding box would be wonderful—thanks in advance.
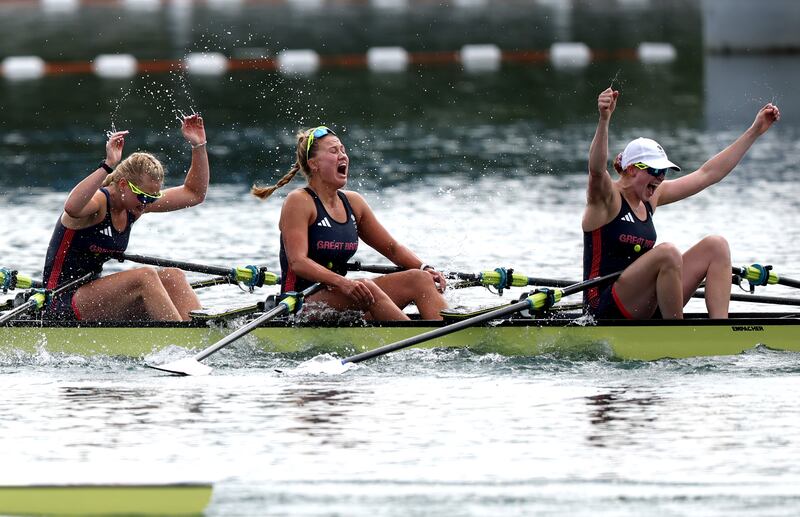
[2,312,799,361]
[0,483,212,516]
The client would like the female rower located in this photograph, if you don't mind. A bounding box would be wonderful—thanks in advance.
[42,114,209,321]
[252,126,448,320]
[583,88,780,320]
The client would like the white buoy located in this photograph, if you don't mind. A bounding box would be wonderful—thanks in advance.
[453,0,488,7]
[207,0,244,9]
[41,0,79,13]
[93,54,138,79]
[549,42,591,68]
[460,44,501,72]
[277,50,320,75]
[367,47,409,73]
[287,0,324,9]
[1,56,46,81]
[122,0,161,11]
[371,0,409,9]
[184,52,229,76]
[638,42,677,64]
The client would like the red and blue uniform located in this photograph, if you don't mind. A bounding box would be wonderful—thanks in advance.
[279,187,359,293]
[41,188,135,320]
[583,195,657,319]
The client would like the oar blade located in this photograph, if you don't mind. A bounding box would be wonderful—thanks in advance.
[146,357,212,376]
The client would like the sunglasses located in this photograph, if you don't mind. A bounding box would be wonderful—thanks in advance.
[633,162,670,177]
[127,180,163,205]
[306,126,336,156]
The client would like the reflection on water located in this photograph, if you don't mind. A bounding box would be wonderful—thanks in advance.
[585,388,662,448]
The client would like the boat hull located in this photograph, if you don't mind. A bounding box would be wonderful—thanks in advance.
[0,483,212,516]
[3,313,800,361]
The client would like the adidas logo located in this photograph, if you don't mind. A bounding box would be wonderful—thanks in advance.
[621,212,636,223]
[317,217,332,228]
[100,225,114,237]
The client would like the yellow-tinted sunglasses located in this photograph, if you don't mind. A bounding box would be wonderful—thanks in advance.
[306,126,336,157]
[127,180,163,204]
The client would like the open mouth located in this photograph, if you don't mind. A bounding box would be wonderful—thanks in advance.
[337,162,347,175]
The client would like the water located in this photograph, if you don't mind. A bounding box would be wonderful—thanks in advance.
[2,1,800,515]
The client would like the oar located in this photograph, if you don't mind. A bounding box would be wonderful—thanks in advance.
[734,264,800,290]
[345,263,572,293]
[116,252,278,288]
[695,290,800,307]
[147,283,325,376]
[0,272,94,324]
[0,268,43,291]
[338,271,622,365]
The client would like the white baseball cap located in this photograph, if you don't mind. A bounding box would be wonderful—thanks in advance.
[620,137,681,171]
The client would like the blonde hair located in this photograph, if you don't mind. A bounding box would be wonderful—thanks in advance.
[252,128,317,200]
[102,152,165,187]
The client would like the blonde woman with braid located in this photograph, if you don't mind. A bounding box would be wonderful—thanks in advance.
[42,114,209,321]
[253,126,448,321]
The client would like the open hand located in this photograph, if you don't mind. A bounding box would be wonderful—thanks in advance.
[181,113,206,147]
[105,130,128,167]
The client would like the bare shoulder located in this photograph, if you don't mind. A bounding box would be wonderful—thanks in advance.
[582,183,621,232]
[340,190,369,213]
[61,190,108,230]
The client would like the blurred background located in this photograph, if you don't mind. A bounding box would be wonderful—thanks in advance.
[1,0,797,190]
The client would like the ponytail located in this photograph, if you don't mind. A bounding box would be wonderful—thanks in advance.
[252,161,302,200]
[252,129,314,201]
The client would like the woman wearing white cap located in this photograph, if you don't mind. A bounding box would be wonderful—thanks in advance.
[582,87,780,319]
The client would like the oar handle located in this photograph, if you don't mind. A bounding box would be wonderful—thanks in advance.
[346,262,405,274]
[0,272,94,324]
[0,268,43,291]
[734,264,800,290]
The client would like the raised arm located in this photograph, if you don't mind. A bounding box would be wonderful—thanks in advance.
[583,88,619,231]
[63,130,128,220]
[656,103,781,206]
[147,114,209,213]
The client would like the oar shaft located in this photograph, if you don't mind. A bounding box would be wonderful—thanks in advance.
[342,271,622,364]
[120,253,232,277]
[346,262,404,274]
[342,299,529,364]
[695,290,800,307]
[193,282,324,362]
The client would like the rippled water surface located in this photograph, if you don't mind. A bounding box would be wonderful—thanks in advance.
[2,1,800,515]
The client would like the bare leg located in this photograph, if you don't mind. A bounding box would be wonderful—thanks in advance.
[680,235,731,318]
[612,243,684,319]
[309,279,410,320]
[157,267,201,320]
[373,270,448,320]
[73,268,183,321]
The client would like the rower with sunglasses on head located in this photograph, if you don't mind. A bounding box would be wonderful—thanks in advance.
[252,126,448,320]
[41,114,209,321]
[583,87,780,320]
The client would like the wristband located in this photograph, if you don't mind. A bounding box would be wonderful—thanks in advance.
[98,161,113,174]
[191,141,207,149]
